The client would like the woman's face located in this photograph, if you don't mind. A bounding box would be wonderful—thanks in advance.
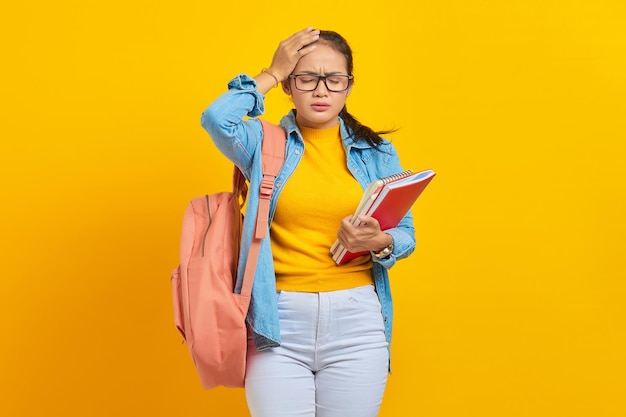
[283,43,352,129]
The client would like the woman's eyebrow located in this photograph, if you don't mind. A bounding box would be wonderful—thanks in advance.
[296,70,346,75]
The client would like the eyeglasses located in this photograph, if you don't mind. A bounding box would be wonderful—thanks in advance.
[289,74,353,92]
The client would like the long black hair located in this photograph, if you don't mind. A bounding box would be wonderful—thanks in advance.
[319,30,397,148]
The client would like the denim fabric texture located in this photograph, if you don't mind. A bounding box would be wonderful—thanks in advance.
[200,74,416,353]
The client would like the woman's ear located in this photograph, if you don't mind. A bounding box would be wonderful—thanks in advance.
[281,79,291,95]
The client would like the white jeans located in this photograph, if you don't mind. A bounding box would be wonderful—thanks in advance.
[245,285,389,417]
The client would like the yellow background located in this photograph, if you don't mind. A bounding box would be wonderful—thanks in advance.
[1,1,625,416]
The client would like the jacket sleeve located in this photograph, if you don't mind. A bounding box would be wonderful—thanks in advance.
[200,74,265,175]
[371,142,417,270]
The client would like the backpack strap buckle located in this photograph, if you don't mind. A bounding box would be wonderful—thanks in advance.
[255,175,276,239]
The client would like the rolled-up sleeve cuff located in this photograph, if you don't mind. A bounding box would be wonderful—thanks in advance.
[227,74,265,117]
[227,73,258,90]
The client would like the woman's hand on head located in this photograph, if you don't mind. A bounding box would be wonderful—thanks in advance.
[267,27,320,82]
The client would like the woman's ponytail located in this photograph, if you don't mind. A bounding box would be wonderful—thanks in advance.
[339,106,397,148]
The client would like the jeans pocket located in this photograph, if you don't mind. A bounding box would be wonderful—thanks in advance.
[345,285,382,313]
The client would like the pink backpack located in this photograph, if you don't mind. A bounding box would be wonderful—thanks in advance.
[171,120,286,389]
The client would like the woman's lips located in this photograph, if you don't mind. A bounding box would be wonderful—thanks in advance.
[311,103,330,111]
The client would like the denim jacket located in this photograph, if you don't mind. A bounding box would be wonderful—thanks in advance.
[200,74,416,352]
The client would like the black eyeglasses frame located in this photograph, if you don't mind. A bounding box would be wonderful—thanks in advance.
[288,74,354,92]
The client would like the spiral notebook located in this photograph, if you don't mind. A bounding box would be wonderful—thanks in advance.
[330,169,436,264]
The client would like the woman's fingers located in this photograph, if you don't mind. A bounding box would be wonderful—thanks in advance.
[269,27,320,80]
[291,27,320,52]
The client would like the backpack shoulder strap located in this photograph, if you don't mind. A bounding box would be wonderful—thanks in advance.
[240,119,286,298]
[255,120,286,239]
[260,120,286,178]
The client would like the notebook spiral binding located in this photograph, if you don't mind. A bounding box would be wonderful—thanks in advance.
[381,169,413,184]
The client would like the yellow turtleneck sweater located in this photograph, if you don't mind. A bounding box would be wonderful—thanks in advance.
[271,124,373,292]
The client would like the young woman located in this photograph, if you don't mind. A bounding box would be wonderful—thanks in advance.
[201,27,416,417]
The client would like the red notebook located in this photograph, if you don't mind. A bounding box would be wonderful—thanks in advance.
[330,169,436,264]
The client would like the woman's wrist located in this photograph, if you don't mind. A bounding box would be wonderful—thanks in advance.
[372,234,394,260]
[373,233,393,253]
[261,68,280,88]
[254,68,282,94]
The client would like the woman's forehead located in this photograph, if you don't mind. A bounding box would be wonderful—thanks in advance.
[293,44,348,73]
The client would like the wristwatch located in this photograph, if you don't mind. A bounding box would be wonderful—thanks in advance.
[373,235,394,260]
